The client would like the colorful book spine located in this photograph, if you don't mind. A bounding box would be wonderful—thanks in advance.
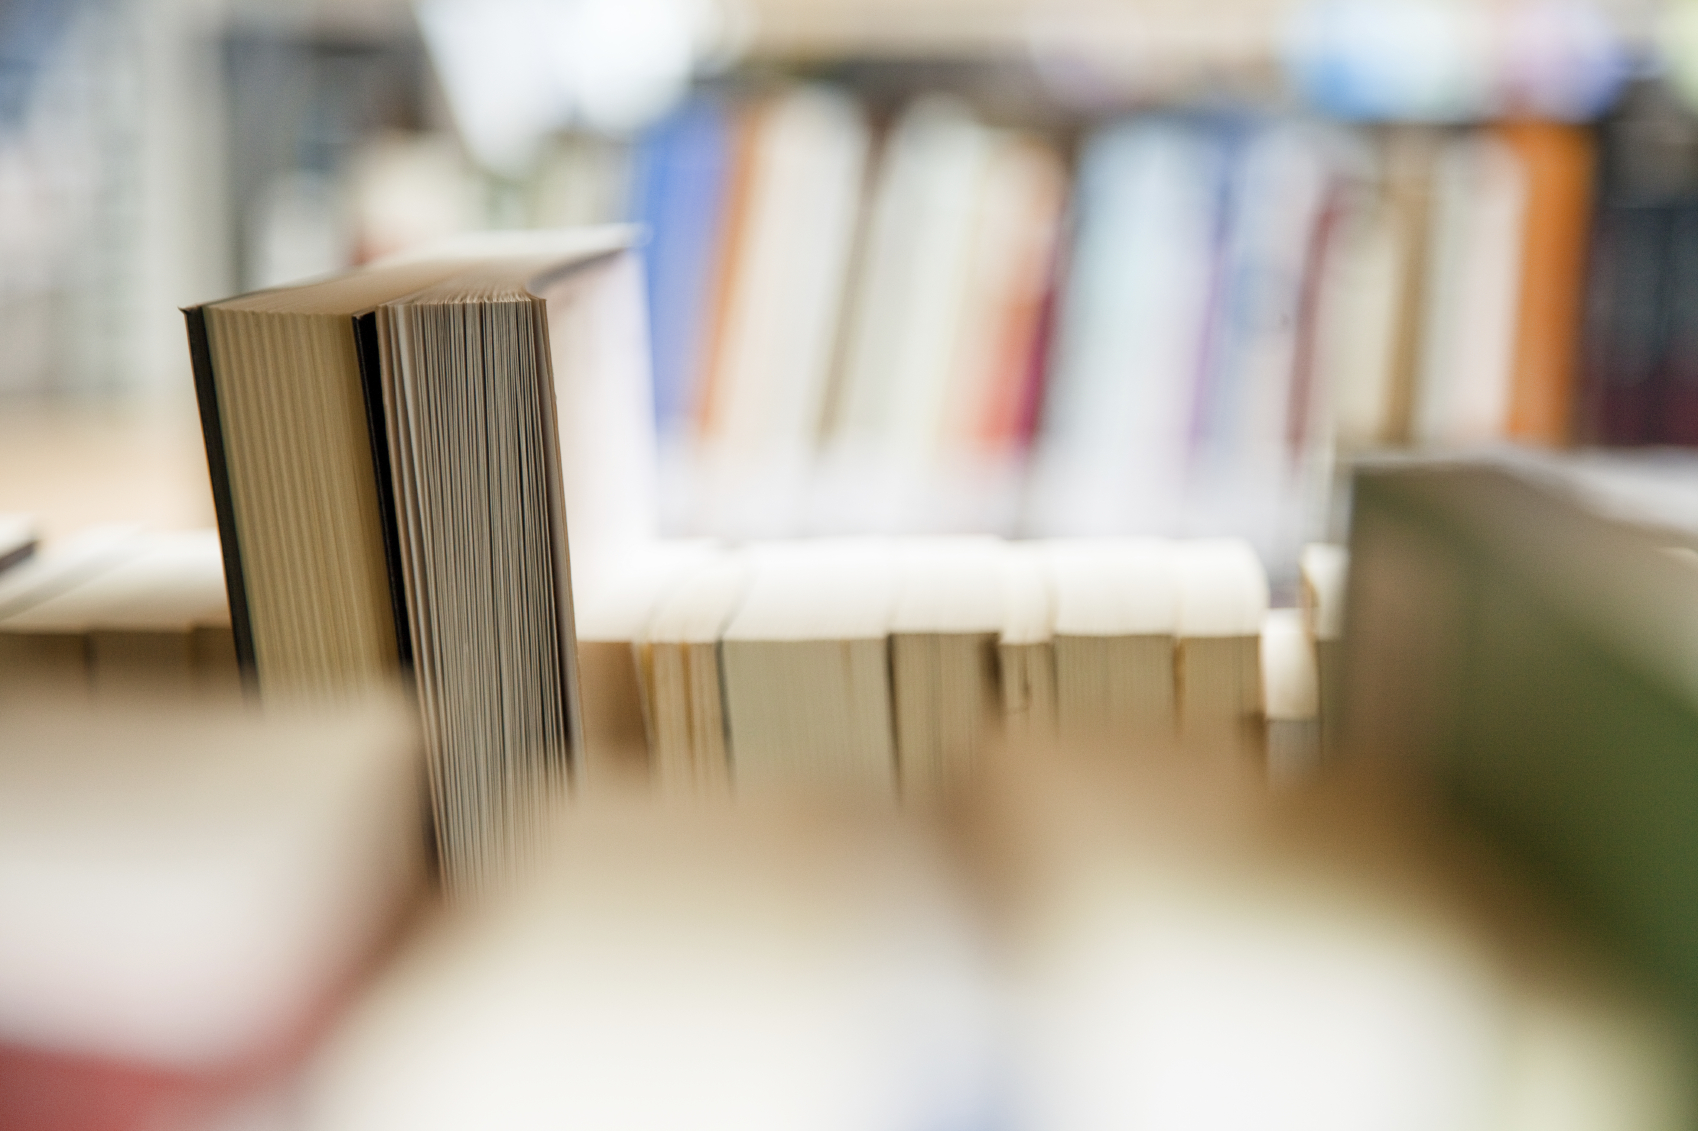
[1499,121,1595,446]
[629,97,733,439]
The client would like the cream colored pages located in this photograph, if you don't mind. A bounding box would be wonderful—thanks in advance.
[721,541,898,794]
[1047,539,1179,746]
[204,259,475,700]
[695,87,869,537]
[643,553,750,796]
[575,539,721,794]
[999,547,1057,745]
[889,540,1006,798]
[1175,539,1269,756]
[380,274,569,893]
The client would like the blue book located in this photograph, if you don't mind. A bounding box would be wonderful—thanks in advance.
[629,97,732,438]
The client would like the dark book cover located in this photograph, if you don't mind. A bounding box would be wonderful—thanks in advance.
[1654,204,1698,445]
[183,306,259,690]
[352,311,414,673]
[1580,80,1698,446]
[1581,203,1669,445]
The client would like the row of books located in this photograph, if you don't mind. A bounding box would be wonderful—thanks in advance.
[574,536,1338,798]
[0,517,1336,803]
[628,83,1603,572]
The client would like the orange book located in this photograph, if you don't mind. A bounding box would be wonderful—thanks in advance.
[1498,121,1596,445]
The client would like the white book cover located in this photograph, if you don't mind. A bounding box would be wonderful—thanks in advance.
[931,135,1067,535]
[1184,122,1336,571]
[1318,143,1410,451]
[1024,119,1224,538]
[818,96,994,534]
[1412,132,1528,447]
[694,87,869,538]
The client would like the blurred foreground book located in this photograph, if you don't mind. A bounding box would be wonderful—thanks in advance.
[1345,456,1698,1030]
[294,748,1691,1131]
[0,693,425,1131]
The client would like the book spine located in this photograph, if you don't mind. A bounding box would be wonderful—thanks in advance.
[183,306,259,690]
[352,312,415,673]
[1580,204,1666,444]
[1500,122,1595,445]
[1655,204,1698,445]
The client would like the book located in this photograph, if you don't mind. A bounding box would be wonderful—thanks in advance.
[938,134,1067,532]
[1316,138,1414,451]
[0,524,140,626]
[1300,541,1348,754]
[629,96,734,453]
[817,98,1064,535]
[629,99,733,533]
[0,530,235,705]
[1025,118,1225,537]
[1259,607,1320,781]
[1499,121,1595,445]
[1578,81,1698,446]
[1185,119,1337,567]
[185,227,636,892]
[0,692,424,1130]
[1048,538,1180,747]
[572,540,720,794]
[640,551,749,796]
[966,728,1689,1129]
[719,541,898,795]
[691,87,870,537]
[997,546,1058,746]
[1658,204,1698,447]
[1411,132,1529,446]
[563,535,1290,793]
[1174,538,1269,757]
[299,801,990,1131]
[1377,126,1446,446]
[820,95,997,533]
[1344,458,1698,1024]
[297,722,1689,1129]
[888,539,1006,799]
